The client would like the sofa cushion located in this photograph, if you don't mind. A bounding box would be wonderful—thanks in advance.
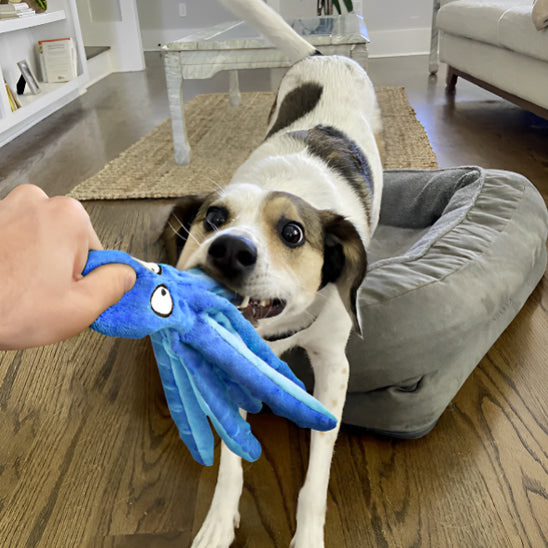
[437,0,548,63]
[437,0,529,47]
[499,6,548,62]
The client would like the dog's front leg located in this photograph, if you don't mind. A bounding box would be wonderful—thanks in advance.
[192,427,245,548]
[290,345,350,548]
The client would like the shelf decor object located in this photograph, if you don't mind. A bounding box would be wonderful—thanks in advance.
[16,59,41,94]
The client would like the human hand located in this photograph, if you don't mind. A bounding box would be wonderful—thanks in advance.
[0,185,136,350]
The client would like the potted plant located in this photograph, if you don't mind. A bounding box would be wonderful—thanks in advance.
[317,0,354,15]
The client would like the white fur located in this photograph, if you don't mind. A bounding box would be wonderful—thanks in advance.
[187,1,384,546]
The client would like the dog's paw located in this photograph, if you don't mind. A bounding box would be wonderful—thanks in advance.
[191,509,240,548]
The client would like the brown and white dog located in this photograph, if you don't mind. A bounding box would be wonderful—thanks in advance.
[164,1,383,545]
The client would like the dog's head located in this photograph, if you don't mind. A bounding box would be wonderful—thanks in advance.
[163,183,366,337]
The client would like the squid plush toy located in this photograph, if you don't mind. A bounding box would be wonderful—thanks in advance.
[84,250,336,466]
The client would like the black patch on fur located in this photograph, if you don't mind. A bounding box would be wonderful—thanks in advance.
[162,195,206,265]
[266,83,323,139]
[321,233,346,288]
[295,125,373,222]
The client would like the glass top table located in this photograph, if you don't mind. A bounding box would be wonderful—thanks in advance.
[161,14,369,164]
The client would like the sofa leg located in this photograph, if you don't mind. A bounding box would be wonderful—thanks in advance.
[428,0,441,74]
[446,66,458,93]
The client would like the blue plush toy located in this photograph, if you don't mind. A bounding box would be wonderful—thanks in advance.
[83,250,336,466]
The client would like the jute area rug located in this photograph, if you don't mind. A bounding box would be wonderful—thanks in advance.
[69,87,438,201]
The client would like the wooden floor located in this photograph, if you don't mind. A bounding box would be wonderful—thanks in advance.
[0,53,547,547]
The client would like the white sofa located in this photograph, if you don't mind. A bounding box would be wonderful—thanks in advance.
[429,0,548,119]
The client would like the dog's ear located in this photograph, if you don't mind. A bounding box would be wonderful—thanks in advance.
[320,212,367,335]
[162,194,208,265]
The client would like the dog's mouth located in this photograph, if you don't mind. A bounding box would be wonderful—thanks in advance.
[235,295,287,322]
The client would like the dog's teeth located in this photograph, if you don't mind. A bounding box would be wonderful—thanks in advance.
[240,295,250,309]
[260,299,268,307]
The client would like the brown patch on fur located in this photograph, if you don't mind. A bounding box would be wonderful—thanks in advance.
[262,192,325,295]
[262,192,367,332]
[319,211,367,333]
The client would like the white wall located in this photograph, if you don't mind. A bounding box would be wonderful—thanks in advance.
[137,0,232,49]
[77,0,145,71]
[275,0,322,18]
[136,0,432,57]
[363,0,432,57]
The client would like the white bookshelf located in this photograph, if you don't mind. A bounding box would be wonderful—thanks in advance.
[0,10,66,34]
[0,0,89,147]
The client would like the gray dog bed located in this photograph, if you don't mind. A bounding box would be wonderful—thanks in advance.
[287,166,548,438]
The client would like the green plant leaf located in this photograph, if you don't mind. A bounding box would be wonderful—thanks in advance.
[342,0,353,12]
[333,0,342,13]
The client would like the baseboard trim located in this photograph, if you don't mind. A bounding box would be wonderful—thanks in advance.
[367,27,431,58]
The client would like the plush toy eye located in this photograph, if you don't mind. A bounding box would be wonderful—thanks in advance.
[204,206,228,231]
[134,258,162,275]
[280,222,305,247]
[150,285,173,317]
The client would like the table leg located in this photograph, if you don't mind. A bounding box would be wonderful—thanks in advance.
[228,70,242,107]
[351,43,368,70]
[163,52,191,165]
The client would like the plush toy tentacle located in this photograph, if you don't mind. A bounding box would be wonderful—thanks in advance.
[179,289,306,389]
[151,331,215,465]
[210,304,306,388]
[221,373,263,414]
[191,316,337,431]
[169,337,262,462]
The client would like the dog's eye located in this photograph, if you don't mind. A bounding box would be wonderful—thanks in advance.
[150,284,173,317]
[204,206,228,231]
[280,222,305,247]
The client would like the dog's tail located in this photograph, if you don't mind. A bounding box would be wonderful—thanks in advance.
[218,0,317,62]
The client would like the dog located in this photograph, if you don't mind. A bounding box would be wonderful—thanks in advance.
[163,0,383,545]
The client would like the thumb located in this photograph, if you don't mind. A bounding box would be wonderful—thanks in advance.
[74,263,137,327]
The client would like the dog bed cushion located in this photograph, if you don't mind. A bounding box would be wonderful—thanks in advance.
[287,166,548,438]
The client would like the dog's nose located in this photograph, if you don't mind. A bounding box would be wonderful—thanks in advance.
[208,234,257,278]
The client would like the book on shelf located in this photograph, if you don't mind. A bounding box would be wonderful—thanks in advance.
[0,2,35,18]
[4,79,21,111]
[38,37,77,83]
